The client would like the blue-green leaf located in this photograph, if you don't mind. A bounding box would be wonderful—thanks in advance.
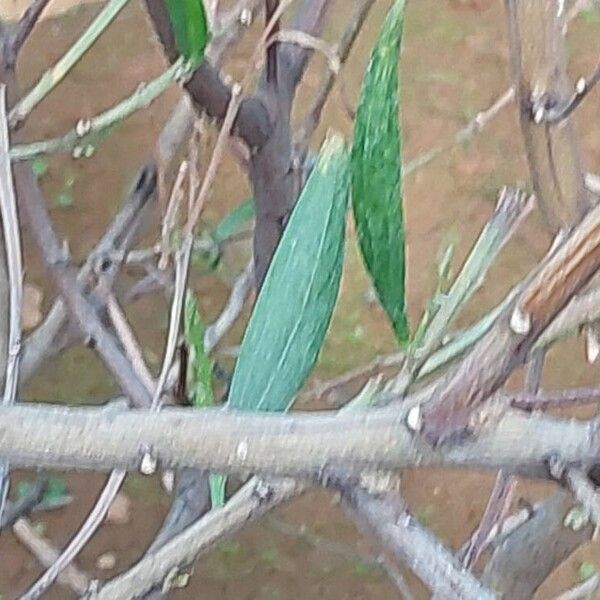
[165,0,211,64]
[351,0,408,343]
[228,132,349,412]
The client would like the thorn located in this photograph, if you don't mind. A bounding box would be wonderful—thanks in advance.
[510,304,531,335]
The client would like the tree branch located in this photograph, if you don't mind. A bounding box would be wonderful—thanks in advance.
[482,491,591,598]
[504,0,591,233]
[90,478,302,599]
[5,0,52,67]
[0,401,599,479]
[419,199,600,444]
[342,489,497,599]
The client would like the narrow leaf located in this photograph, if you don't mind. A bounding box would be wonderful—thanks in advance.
[184,293,223,506]
[228,132,349,412]
[212,198,255,245]
[165,0,211,64]
[351,0,408,342]
[184,292,214,408]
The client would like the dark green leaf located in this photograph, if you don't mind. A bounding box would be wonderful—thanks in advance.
[351,0,408,342]
[165,0,211,64]
[212,199,255,245]
[228,132,349,412]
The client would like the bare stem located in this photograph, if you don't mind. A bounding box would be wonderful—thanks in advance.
[0,84,23,524]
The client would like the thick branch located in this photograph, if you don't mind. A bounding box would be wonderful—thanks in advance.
[91,478,302,600]
[0,402,598,479]
[420,199,600,444]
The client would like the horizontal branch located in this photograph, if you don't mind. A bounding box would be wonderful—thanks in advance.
[0,401,598,479]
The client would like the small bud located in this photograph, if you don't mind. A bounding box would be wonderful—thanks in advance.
[406,406,422,432]
[72,145,84,159]
[84,144,95,158]
[161,470,175,493]
[140,452,157,475]
[236,439,249,462]
[510,304,531,335]
[75,118,92,137]
[534,105,545,124]
[240,8,253,27]
[576,77,587,95]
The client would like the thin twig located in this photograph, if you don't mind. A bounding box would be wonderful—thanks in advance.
[0,84,23,525]
[106,294,155,395]
[10,58,189,162]
[21,469,126,600]
[460,472,516,569]
[511,385,600,410]
[310,352,404,403]
[544,56,600,123]
[404,88,515,176]
[9,0,132,128]
[6,0,52,65]
[183,84,242,237]
[13,517,89,595]
[91,478,302,600]
[294,0,376,151]
[392,187,533,394]
[152,236,193,410]
[204,261,254,353]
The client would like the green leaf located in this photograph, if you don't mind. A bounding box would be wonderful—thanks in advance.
[184,293,225,507]
[165,0,211,64]
[351,0,408,343]
[184,292,214,408]
[212,199,255,245]
[227,132,349,412]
